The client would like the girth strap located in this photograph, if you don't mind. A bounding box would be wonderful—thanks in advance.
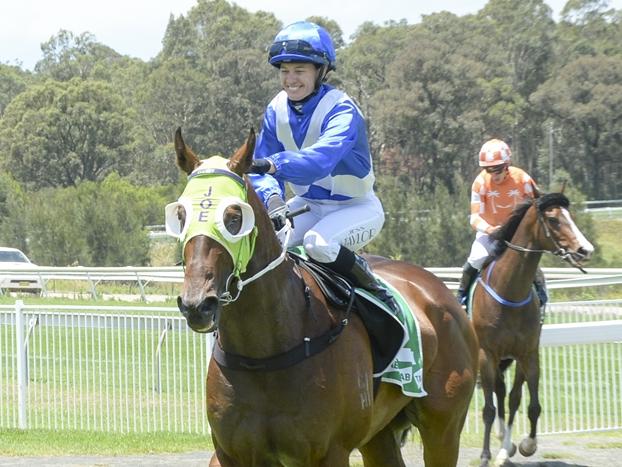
[212,313,350,371]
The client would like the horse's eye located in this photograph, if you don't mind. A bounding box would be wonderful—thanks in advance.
[224,205,243,235]
[546,216,560,229]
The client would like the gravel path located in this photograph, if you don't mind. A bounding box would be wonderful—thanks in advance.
[0,432,619,466]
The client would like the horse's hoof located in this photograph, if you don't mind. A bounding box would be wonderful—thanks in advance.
[518,437,537,457]
[494,449,510,466]
[479,459,490,467]
[508,442,517,457]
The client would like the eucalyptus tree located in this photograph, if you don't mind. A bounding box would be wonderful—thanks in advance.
[0,173,29,253]
[338,20,412,158]
[360,14,487,193]
[0,78,135,189]
[531,54,622,199]
[148,0,279,155]
[556,0,622,64]
[474,0,556,178]
[22,174,170,266]
[35,30,123,81]
[0,64,30,116]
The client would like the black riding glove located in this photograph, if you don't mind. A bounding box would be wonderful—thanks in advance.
[267,194,288,231]
[248,159,272,175]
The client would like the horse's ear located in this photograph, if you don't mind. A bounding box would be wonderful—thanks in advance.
[228,128,256,177]
[559,180,567,194]
[174,127,201,175]
[533,184,541,199]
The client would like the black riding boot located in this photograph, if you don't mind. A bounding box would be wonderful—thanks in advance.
[456,262,479,308]
[323,247,398,312]
[534,267,548,315]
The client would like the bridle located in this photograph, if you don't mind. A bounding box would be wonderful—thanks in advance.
[503,201,588,273]
[219,224,292,304]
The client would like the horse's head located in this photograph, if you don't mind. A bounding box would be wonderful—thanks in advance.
[493,192,594,270]
[534,193,594,269]
[166,127,259,333]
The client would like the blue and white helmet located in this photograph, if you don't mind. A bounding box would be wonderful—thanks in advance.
[268,21,336,71]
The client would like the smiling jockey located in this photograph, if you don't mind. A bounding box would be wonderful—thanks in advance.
[457,138,548,310]
[246,21,397,312]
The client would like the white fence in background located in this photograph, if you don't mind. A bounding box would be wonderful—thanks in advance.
[585,199,622,218]
[1,300,621,435]
[2,266,621,300]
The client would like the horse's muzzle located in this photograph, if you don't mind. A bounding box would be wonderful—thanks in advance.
[177,295,220,333]
[563,246,593,272]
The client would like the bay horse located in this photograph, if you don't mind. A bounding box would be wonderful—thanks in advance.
[471,192,594,467]
[169,127,479,466]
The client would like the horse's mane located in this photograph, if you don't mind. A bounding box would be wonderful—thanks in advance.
[486,192,570,261]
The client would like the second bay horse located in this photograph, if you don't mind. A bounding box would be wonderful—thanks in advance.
[169,127,479,466]
[471,192,594,467]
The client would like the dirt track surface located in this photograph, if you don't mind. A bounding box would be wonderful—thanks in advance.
[0,432,619,466]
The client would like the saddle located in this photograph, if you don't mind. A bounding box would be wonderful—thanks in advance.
[288,250,405,375]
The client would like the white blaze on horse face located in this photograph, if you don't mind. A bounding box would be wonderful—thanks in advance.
[561,208,594,256]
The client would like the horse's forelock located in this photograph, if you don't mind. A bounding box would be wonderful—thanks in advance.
[536,193,570,212]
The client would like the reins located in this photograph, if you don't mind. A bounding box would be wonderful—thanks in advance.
[212,227,356,371]
[503,201,587,273]
[219,224,292,304]
[213,216,355,371]
[481,198,588,306]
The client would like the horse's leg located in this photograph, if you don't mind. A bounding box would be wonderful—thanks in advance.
[318,446,352,467]
[493,367,506,441]
[495,367,524,466]
[358,414,408,467]
[407,398,469,467]
[209,452,221,466]
[494,358,513,441]
[479,350,497,467]
[517,352,541,457]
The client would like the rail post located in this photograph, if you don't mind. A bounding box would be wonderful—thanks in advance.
[15,299,27,429]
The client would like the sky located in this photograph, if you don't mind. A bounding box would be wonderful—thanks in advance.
[1,0,620,71]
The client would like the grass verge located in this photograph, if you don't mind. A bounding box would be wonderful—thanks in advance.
[0,429,212,456]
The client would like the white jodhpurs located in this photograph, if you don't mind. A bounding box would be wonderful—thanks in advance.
[467,232,499,270]
[286,193,385,263]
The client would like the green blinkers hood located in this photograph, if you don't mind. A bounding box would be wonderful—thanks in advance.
[172,156,257,277]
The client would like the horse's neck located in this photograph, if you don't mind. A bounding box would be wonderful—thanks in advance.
[491,215,542,298]
[218,258,328,358]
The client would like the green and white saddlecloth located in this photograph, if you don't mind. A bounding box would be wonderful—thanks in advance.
[358,277,427,398]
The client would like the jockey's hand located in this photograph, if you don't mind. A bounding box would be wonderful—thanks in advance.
[267,194,288,231]
[248,158,273,175]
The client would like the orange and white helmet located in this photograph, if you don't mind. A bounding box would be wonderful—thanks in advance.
[478,139,511,167]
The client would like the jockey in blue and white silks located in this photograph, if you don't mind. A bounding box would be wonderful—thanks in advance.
[247,20,395,311]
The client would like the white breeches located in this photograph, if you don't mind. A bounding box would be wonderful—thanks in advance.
[467,232,499,270]
[286,193,385,263]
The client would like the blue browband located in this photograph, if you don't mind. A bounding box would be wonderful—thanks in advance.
[187,168,245,187]
[477,260,534,307]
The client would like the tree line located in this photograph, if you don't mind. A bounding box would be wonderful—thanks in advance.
[0,0,618,267]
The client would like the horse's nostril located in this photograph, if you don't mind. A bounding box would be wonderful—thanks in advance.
[578,247,591,259]
[198,295,220,314]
